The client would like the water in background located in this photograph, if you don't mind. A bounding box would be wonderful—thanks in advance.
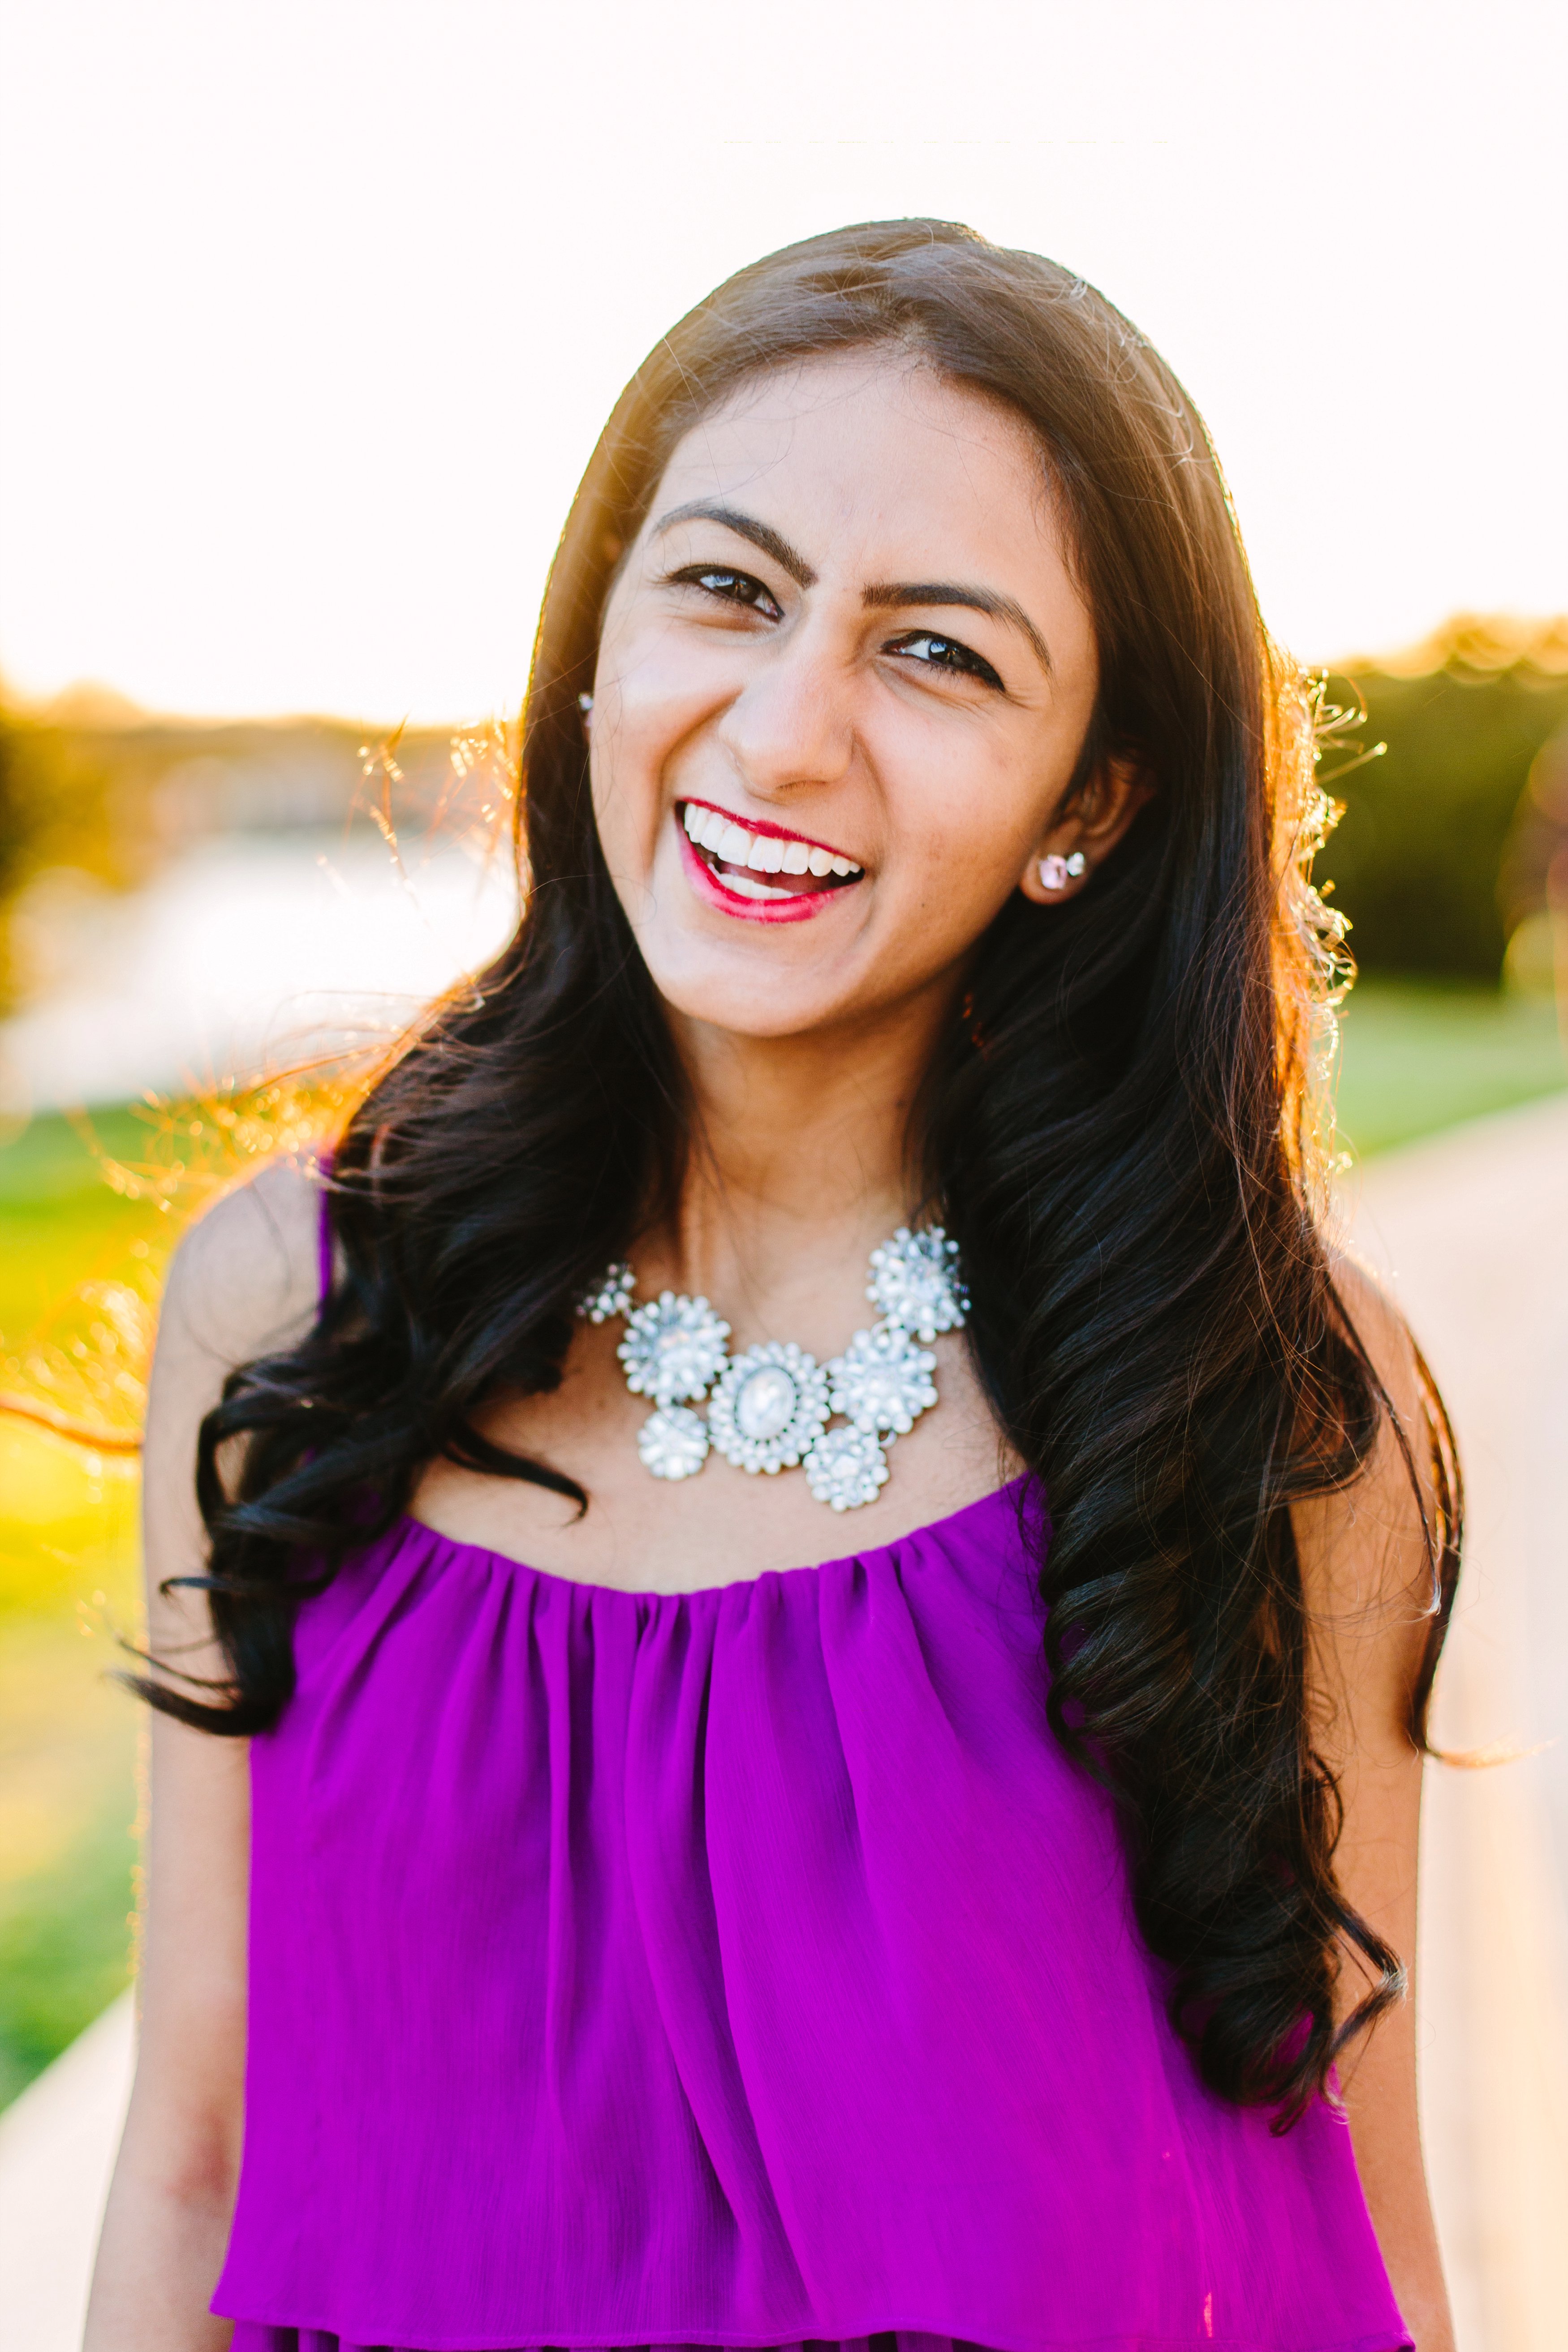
[0,827,518,1113]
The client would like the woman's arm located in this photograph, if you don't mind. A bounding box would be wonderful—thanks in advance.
[1294,1260,1455,2352]
[84,1161,323,2351]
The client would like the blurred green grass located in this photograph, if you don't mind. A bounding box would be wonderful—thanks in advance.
[0,1106,168,2109]
[0,979,1564,2110]
[1333,978,1565,1156]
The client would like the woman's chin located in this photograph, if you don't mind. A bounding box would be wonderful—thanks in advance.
[620,840,962,1046]
[650,964,870,1043]
[618,860,874,1036]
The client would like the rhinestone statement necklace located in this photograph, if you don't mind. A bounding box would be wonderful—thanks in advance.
[579,1228,969,1513]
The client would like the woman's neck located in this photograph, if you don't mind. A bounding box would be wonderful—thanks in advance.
[641,985,952,1346]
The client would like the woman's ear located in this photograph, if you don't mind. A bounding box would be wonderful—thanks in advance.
[1017,754,1155,904]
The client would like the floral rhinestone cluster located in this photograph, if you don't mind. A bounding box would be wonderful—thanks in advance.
[579,1228,968,1512]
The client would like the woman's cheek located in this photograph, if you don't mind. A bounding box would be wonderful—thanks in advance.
[890,759,1030,912]
[589,682,673,857]
[608,603,750,722]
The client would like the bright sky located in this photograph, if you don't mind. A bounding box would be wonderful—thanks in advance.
[1,0,1564,724]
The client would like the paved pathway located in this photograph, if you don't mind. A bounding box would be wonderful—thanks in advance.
[1349,1094,1568,2349]
[3,1095,1565,2348]
[0,1994,133,2348]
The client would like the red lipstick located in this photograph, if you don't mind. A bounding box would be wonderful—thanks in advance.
[676,823,852,926]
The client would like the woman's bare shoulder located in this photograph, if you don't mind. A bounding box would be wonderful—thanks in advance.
[1323,1243,1426,1419]
[157,1154,326,1379]
[1297,1238,1446,1737]
[142,1156,327,1601]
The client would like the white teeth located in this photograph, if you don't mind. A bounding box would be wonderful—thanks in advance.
[683,806,863,887]
[721,868,795,900]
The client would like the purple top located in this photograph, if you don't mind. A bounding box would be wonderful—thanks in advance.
[214,1485,1409,2352]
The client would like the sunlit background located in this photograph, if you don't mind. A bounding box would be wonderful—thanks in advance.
[1,1,1566,2343]
[3,0,1568,720]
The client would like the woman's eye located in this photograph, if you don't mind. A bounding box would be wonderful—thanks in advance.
[887,631,1002,689]
[673,566,783,621]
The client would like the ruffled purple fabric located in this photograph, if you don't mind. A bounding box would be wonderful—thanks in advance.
[215,1487,1409,2352]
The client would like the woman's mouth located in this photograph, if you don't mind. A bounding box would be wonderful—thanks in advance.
[675,800,865,924]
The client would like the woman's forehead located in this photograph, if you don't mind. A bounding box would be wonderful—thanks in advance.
[646,353,1069,587]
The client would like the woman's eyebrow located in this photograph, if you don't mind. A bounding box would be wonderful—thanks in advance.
[649,507,1050,674]
[651,501,817,589]
[862,580,1052,674]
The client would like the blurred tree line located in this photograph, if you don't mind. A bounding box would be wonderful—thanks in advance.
[0,701,119,1012]
[1318,615,1568,984]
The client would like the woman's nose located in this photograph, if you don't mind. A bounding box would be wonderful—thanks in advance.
[714,629,856,798]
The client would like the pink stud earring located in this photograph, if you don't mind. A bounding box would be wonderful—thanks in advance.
[1038,851,1087,891]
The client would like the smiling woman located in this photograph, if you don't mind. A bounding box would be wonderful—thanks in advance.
[87,224,1458,2352]
[591,361,1146,987]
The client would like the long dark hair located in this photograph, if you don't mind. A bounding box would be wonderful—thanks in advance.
[142,220,1459,2124]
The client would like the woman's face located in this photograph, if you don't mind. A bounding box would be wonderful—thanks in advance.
[590,352,1116,1043]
